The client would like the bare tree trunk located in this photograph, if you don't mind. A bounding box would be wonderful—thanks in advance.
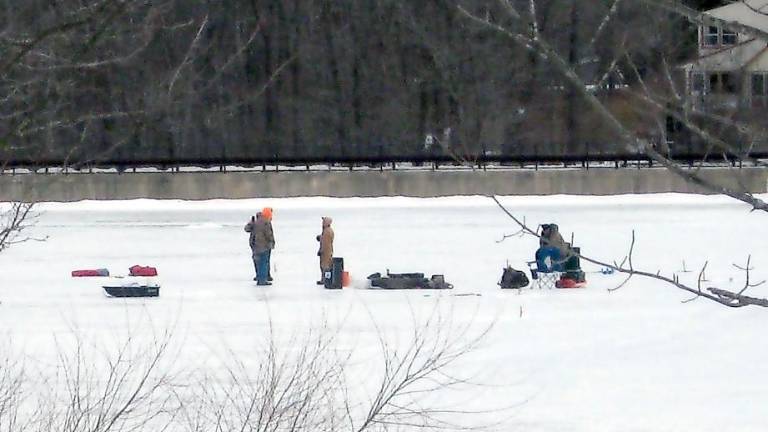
[290,0,303,157]
[322,3,348,157]
[565,0,579,156]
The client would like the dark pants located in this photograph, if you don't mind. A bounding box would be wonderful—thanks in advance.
[535,246,563,272]
[265,249,272,279]
[253,250,273,280]
[255,251,269,284]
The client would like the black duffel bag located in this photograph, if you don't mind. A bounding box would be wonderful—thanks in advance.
[499,266,530,289]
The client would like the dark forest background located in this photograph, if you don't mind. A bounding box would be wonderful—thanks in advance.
[0,0,734,164]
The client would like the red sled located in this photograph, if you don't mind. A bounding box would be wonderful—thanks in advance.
[556,278,587,289]
[129,265,158,277]
[72,269,110,277]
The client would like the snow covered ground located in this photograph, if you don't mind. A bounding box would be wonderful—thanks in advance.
[1,193,767,431]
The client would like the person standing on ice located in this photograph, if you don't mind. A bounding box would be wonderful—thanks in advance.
[244,215,258,278]
[245,212,274,285]
[317,217,334,285]
[262,207,275,282]
[244,215,257,277]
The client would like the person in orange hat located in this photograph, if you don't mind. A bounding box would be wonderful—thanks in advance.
[244,212,273,285]
[262,207,275,282]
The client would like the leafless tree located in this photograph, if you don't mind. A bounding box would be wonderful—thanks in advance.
[0,0,292,255]
[447,1,768,308]
[0,0,301,167]
[40,329,179,432]
[174,324,349,432]
[456,0,768,211]
[0,202,34,255]
[0,328,181,432]
[349,305,494,431]
[0,347,30,431]
[176,309,497,432]
[0,309,501,432]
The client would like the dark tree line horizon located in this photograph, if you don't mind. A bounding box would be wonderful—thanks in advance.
[0,0,745,165]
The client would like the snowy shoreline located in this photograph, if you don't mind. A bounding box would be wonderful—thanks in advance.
[21,191,768,212]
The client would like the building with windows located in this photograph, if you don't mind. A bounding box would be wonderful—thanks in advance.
[682,0,768,111]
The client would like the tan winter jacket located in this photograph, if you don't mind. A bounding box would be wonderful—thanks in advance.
[319,224,334,270]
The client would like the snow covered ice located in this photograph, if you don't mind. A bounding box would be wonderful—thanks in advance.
[1,193,767,431]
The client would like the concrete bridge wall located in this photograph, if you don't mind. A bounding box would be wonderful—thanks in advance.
[1,168,766,202]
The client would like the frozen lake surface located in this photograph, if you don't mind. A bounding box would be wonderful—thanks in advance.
[1,194,767,431]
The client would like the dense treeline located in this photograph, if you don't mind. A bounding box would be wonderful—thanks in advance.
[0,0,732,164]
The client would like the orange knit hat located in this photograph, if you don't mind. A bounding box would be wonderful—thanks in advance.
[262,207,273,221]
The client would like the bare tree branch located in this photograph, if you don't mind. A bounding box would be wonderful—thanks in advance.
[0,202,35,255]
[588,0,623,51]
[457,4,768,213]
[167,14,209,97]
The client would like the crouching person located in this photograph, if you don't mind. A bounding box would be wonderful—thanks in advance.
[535,223,569,272]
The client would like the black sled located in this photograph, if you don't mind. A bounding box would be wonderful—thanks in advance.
[367,271,453,290]
[103,281,160,297]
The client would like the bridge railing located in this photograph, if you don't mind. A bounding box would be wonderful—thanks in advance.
[1,152,766,174]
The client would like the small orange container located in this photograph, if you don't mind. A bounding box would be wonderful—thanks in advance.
[341,271,351,287]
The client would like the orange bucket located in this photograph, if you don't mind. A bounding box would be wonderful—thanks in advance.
[341,271,351,287]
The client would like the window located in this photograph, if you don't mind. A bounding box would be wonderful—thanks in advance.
[692,72,706,92]
[709,73,720,91]
[704,26,719,46]
[722,29,737,45]
[752,73,768,96]
[705,72,739,94]
[702,26,738,46]
[752,73,768,107]
[721,73,737,93]
[752,74,765,96]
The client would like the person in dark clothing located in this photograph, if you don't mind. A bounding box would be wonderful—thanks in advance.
[536,223,570,272]
[244,215,258,278]
[539,224,568,256]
